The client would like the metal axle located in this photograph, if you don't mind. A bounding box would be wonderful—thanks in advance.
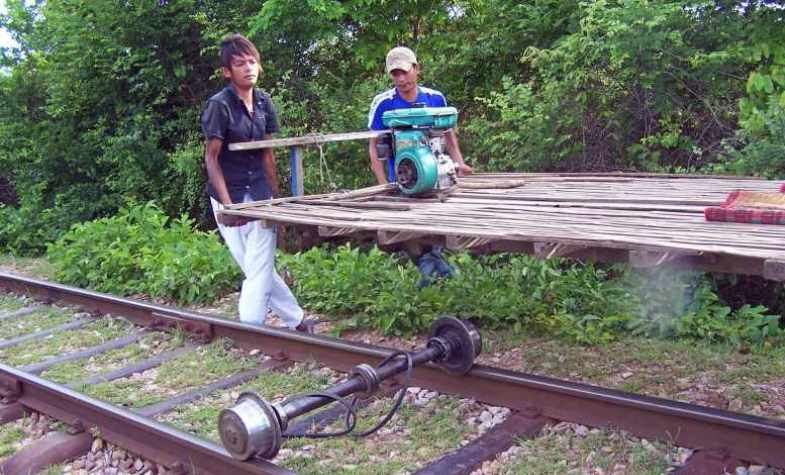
[218,316,481,460]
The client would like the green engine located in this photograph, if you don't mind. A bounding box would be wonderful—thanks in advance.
[378,107,459,195]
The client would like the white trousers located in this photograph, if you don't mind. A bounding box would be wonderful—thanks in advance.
[211,196,304,328]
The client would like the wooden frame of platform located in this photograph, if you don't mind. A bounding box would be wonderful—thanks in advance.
[228,130,390,196]
[220,173,785,280]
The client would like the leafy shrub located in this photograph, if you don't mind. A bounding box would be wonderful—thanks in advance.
[0,183,100,256]
[44,221,785,346]
[625,270,783,345]
[46,202,240,304]
[279,245,431,334]
[281,245,783,346]
[464,78,575,172]
[466,1,746,173]
[714,100,785,178]
[0,205,65,256]
[281,246,638,341]
[163,135,211,223]
[732,304,784,344]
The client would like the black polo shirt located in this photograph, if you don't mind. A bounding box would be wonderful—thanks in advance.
[201,86,280,203]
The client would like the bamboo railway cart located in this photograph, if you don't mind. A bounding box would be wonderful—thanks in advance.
[225,132,785,280]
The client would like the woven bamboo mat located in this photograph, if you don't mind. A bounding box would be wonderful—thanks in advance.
[223,173,785,262]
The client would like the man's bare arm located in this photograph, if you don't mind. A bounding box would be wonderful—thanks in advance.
[205,138,233,205]
[205,138,247,226]
[445,129,473,176]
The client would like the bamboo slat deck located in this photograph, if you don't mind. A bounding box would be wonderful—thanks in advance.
[222,173,785,280]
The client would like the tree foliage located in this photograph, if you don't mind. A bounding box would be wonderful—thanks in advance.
[1,0,784,253]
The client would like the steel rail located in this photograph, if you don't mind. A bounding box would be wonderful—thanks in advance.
[1,272,784,468]
[0,364,292,475]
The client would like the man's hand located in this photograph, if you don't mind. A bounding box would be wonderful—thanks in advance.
[456,163,474,177]
[219,214,250,227]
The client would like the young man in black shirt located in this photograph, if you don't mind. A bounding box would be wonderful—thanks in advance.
[201,34,309,332]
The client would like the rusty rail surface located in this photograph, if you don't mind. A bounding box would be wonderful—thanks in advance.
[0,364,292,475]
[1,272,784,469]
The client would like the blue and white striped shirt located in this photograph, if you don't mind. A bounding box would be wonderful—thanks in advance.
[367,86,449,180]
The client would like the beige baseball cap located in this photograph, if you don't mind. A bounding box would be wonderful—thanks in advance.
[385,46,417,73]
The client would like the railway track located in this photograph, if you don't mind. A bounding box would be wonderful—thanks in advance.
[0,271,782,474]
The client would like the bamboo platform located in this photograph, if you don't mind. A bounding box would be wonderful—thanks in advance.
[222,173,785,280]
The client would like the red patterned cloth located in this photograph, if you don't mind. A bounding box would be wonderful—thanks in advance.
[705,190,785,225]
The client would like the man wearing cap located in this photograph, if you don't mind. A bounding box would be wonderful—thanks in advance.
[367,46,472,285]
[367,46,473,185]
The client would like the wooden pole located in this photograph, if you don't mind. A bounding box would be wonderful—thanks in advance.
[290,146,304,196]
[229,130,391,151]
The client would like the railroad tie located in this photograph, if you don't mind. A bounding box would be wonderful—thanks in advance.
[0,305,42,322]
[0,431,93,475]
[21,330,148,375]
[0,402,25,424]
[0,318,91,351]
[672,449,742,475]
[0,332,150,426]
[135,359,290,418]
[413,411,549,475]
[68,344,197,387]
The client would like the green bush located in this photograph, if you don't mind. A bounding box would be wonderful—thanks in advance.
[281,246,637,342]
[280,245,783,346]
[465,1,747,173]
[464,78,574,172]
[0,204,65,257]
[43,219,784,346]
[46,202,240,304]
[714,100,785,178]
[279,245,431,334]
[0,183,100,256]
[625,270,783,345]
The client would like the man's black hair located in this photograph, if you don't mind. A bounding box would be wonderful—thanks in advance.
[220,33,260,69]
